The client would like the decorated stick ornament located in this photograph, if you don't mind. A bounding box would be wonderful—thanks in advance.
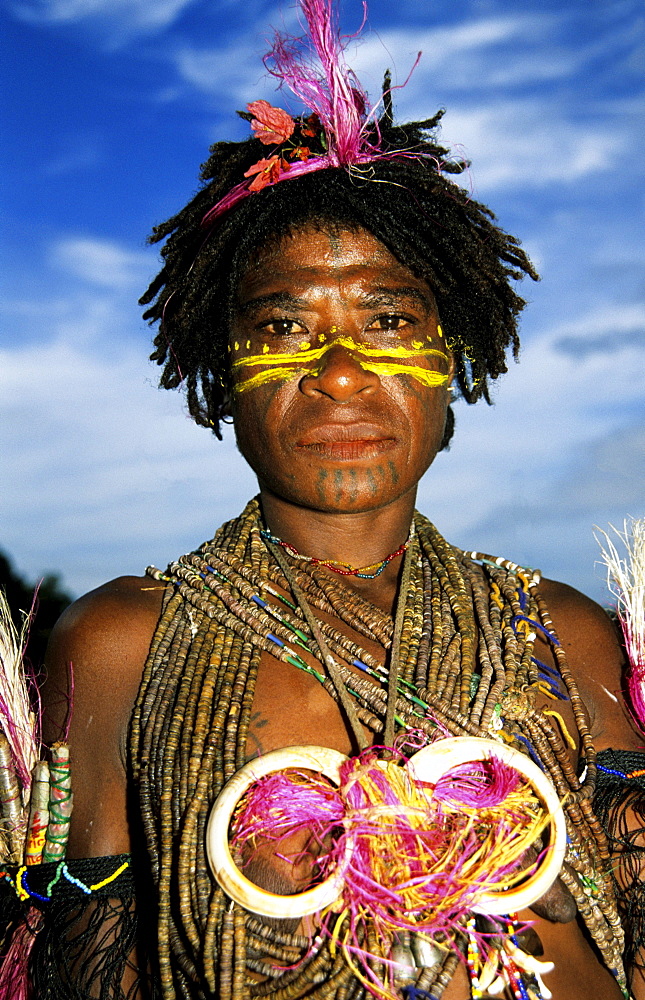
[42,742,73,863]
[0,590,38,795]
[0,589,38,865]
[0,732,24,864]
[24,760,50,866]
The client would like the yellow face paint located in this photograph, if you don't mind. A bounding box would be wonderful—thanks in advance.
[232,335,450,393]
[437,324,443,338]
[359,362,449,387]
[233,366,310,393]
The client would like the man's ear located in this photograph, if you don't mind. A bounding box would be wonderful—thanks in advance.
[220,395,233,420]
[445,347,456,389]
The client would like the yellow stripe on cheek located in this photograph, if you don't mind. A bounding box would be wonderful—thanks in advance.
[361,362,451,387]
[233,366,307,394]
[233,346,326,369]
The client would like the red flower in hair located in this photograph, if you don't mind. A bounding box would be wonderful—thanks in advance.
[300,113,321,138]
[247,100,295,145]
[244,155,289,191]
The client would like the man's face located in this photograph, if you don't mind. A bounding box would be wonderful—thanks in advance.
[230,224,453,515]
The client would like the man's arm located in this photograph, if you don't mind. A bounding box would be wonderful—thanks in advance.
[540,578,645,998]
[36,575,165,997]
[42,575,164,857]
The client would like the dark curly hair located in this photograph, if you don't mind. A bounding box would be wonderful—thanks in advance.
[140,95,538,446]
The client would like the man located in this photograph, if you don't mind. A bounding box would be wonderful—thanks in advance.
[28,1,645,997]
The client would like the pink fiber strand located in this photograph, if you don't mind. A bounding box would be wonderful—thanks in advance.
[432,756,521,809]
[0,908,42,1000]
[267,0,373,164]
[619,610,645,733]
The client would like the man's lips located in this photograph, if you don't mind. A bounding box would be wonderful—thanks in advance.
[295,424,397,459]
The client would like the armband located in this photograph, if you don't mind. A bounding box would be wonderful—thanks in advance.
[595,749,645,974]
[0,854,161,999]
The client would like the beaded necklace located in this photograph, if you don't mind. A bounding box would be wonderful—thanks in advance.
[259,526,413,579]
[131,498,627,1000]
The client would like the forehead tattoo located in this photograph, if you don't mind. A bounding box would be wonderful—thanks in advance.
[326,230,344,256]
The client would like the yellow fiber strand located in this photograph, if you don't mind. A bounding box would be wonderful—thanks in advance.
[331,916,394,1000]
[536,682,559,701]
[543,710,577,750]
[328,908,348,959]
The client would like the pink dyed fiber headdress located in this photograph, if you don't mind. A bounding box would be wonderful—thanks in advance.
[201,0,423,227]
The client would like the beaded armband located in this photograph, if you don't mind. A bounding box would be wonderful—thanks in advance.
[1,853,133,909]
[594,749,645,976]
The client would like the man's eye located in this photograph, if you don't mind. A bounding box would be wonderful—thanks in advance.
[261,319,307,337]
[366,315,412,332]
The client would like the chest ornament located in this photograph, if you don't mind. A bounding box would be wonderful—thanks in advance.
[207,736,565,998]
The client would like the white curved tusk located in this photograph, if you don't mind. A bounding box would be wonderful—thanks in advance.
[407,736,567,915]
[206,745,350,918]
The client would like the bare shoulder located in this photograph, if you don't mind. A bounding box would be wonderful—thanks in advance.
[538,577,639,750]
[43,575,165,739]
[42,575,166,857]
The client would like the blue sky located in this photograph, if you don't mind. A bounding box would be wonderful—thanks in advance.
[1,0,643,604]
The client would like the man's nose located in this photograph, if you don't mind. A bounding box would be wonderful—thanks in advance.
[300,344,380,401]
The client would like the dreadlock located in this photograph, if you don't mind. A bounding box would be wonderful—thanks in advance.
[140,95,538,443]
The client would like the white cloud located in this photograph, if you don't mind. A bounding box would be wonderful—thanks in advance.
[0,322,257,597]
[553,304,645,356]
[50,237,157,291]
[416,301,645,552]
[350,16,581,93]
[43,138,103,177]
[9,0,198,34]
[457,423,645,604]
[173,41,268,103]
[423,103,626,191]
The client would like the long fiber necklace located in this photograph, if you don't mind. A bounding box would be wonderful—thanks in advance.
[132,498,627,1000]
